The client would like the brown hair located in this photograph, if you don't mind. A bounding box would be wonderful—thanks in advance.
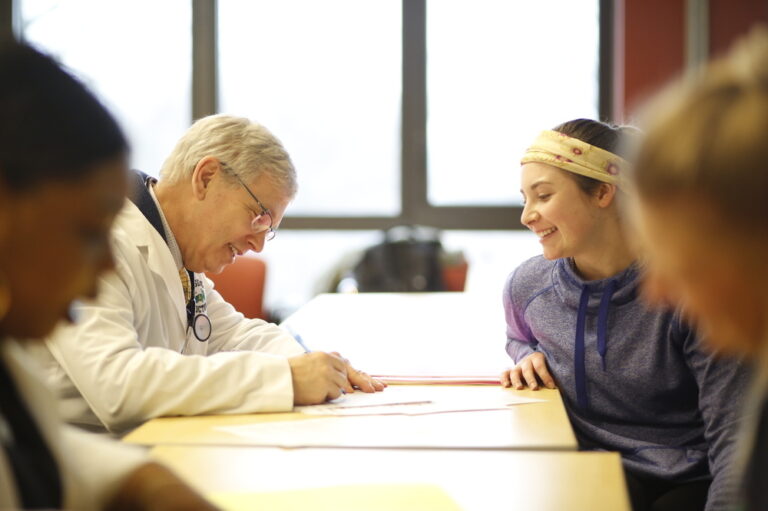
[633,26,768,227]
[552,118,638,195]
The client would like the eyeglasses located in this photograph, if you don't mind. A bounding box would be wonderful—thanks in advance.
[220,162,276,241]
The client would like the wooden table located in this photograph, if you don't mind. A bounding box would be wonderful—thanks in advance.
[124,292,632,510]
[124,386,577,451]
[150,445,631,511]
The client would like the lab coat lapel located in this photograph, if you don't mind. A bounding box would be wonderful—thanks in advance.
[117,201,188,328]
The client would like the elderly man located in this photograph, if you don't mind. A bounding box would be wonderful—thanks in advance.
[35,114,384,434]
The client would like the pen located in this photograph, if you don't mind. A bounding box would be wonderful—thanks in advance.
[283,326,348,394]
[284,326,311,353]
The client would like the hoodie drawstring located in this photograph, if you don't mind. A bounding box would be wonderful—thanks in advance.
[574,280,617,410]
[597,279,616,371]
[574,285,591,410]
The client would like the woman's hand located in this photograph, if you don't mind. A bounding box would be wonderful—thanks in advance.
[500,352,556,390]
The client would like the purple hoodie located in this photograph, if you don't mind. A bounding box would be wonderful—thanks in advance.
[504,255,749,511]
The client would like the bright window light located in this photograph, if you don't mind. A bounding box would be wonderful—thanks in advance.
[20,0,192,176]
[219,1,402,217]
[427,0,600,206]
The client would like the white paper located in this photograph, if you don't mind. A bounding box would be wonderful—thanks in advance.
[375,375,502,385]
[293,385,544,416]
[214,406,549,449]
[293,385,434,415]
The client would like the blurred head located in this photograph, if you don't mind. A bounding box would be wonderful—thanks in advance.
[0,41,129,339]
[519,119,633,262]
[156,115,297,274]
[631,26,768,355]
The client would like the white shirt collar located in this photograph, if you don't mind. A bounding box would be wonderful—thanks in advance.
[148,183,184,271]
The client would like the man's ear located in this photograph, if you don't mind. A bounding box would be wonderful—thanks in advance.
[595,182,618,208]
[190,156,220,200]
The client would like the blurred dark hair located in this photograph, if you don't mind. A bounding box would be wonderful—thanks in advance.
[552,118,638,195]
[0,40,128,191]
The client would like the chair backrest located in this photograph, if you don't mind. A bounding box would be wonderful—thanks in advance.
[206,256,267,319]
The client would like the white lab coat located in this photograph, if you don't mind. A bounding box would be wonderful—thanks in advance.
[36,200,305,434]
[0,339,147,509]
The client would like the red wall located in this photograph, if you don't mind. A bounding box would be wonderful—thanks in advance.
[709,0,768,56]
[621,0,685,120]
[614,0,768,121]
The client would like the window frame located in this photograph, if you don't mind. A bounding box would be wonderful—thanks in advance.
[5,0,613,231]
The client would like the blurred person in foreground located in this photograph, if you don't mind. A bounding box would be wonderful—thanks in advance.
[0,40,216,510]
[631,25,768,511]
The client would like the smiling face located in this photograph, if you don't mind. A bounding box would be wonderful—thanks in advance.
[635,194,768,356]
[519,162,605,261]
[0,157,128,339]
[181,165,291,274]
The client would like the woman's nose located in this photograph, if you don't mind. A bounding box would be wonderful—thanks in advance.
[520,204,538,226]
[94,243,116,275]
[83,249,115,299]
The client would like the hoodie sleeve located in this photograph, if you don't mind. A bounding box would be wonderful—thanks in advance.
[678,316,752,511]
[503,266,539,363]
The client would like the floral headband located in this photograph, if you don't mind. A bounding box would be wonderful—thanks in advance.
[520,130,627,188]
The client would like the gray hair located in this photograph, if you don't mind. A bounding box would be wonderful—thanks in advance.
[159,114,297,197]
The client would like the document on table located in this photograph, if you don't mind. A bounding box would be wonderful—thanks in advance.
[373,374,502,385]
[214,387,550,448]
[293,384,544,416]
[214,413,521,449]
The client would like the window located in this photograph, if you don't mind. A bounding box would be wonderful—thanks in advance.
[7,0,606,314]
[14,0,604,223]
[426,0,600,207]
[219,0,402,217]
[19,0,192,175]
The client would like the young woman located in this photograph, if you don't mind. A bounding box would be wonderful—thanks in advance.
[500,119,749,511]
[0,41,216,509]
[630,27,768,511]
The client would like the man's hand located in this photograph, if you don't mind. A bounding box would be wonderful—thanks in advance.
[500,352,556,390]
[288,351,350,405]
[337,353,386,393]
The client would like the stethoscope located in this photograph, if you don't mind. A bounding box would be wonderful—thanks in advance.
[183,268,212,342]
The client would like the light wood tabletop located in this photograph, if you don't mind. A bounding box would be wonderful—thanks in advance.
[150,445,631,511]
[124,292,634,510]
[123,386,577,450]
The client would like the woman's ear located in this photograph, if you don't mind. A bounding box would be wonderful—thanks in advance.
[190,156,221,200]
[595,183,618,208]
